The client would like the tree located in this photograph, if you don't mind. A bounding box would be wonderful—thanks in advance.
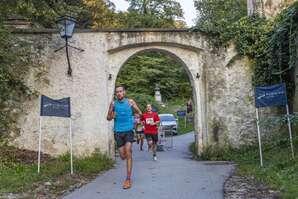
[122,0,185,28]
[194,0,247,33]
[0,0,121,28]
[0,0,186,29]
[79,0,120,28]
[116,51,192,110]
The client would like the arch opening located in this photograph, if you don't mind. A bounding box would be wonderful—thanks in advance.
[109,47,204,154]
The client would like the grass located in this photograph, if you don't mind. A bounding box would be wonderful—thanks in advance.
[0,147,114,194]
[177,117,194,135]
[159,98,194,135]
[189,138,298,199]
[159,98,186,114]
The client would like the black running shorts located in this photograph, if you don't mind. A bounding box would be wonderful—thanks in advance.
[145,134,158,144]
[114,131,134,148]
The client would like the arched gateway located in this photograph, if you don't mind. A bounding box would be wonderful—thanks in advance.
[15,29,256,157]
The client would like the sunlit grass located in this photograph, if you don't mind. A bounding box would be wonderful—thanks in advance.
[0,148,114,193]
[190,138,298,199]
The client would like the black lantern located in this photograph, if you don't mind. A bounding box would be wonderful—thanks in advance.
[57,16,77,39]
[55,16,84,76]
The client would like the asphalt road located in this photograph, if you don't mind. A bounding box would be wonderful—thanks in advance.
[63,132,234,199]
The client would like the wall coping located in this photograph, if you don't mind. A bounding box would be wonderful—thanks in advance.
[11,28,206,35]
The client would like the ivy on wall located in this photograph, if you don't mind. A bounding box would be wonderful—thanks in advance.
[197,2,298,102]
[0,25,34,144]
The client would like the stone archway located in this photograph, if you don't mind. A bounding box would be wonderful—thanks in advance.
[13,29,256,157]
[107,47,206,155]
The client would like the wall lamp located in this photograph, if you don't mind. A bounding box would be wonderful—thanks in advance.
[108,74,112,80]
[196,73,200,79]
[55,16,84,76]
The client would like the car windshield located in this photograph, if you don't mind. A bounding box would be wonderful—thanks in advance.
[160,115,176,121]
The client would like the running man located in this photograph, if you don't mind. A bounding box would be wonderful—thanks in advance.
[134,114,145,151]
[107,85,142,189]
[141,104,160,161]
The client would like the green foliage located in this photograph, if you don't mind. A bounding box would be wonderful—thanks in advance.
[158,99,194,134]
[0,147,114,193]
[194,1,298,101]
[224,16,274,86]
[190,136,298,199]
[0,0,188,142]
[0,0,186,29]
[126,93,159,112]
[116,51,192,111]
[0,0,121,28]
[231,3,298,98]
[0,25,34,143]
[194,0,247,33]
[77,0,120,29]
[123,0,185,28]
[177,117,194,135]
[265,3,298,96]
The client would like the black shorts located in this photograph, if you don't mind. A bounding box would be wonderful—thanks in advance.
[114,131,134,148]
[145,134,158,144]
[136,130,144,135]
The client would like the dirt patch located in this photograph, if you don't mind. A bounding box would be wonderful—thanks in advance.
[0,173,95,199]
[0,147,52,164]
[224,174,281,199]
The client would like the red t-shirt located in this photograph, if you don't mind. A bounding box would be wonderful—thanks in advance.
[141,112,160,134]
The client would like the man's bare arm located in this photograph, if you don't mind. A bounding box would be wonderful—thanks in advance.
[106,101,115,121]
[129,99,142,115]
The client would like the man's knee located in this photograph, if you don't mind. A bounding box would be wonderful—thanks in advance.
[119,148,127,160]
[126,149,132,159]
[120,154,126,160]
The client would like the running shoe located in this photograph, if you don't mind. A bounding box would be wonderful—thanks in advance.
[123,179,132,189]
[153,155,157,161]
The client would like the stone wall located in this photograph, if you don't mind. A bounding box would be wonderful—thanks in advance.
[12,29,257,156]
[204,44,256,147]
[13,32,113,157]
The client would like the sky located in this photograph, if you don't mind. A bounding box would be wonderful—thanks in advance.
[110,0,197,27]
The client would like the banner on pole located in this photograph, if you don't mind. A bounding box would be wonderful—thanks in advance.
[177,110,186,117]
[152,106,158,113]
[40,95,71,118]
[255,83,287,108]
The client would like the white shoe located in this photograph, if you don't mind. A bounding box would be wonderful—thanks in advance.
[153,156,157,161]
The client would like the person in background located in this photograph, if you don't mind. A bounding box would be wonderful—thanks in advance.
[187,99,192,113]
[141,104,160,161]
[134,113,145,151]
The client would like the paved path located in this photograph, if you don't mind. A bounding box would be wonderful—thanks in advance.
[63,133,234,199]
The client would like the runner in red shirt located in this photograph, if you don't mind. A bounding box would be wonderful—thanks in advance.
[141,104,160,161]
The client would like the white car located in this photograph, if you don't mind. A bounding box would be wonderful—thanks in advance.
[159,114,178,135]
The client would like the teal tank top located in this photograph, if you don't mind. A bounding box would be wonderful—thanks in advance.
[114,98,134,133]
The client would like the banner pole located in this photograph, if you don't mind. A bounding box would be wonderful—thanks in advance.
[171,129,173,149]
[38,116,42,174]
[69,118,73,174]
[255,108,264,167]
[286,105,295,158]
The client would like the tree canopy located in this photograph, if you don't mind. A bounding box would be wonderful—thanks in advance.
[0,0,186,29]
[123,0,185,28]
[0,0,120,28]
[194,0,247,33]
[116,51,192,110]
